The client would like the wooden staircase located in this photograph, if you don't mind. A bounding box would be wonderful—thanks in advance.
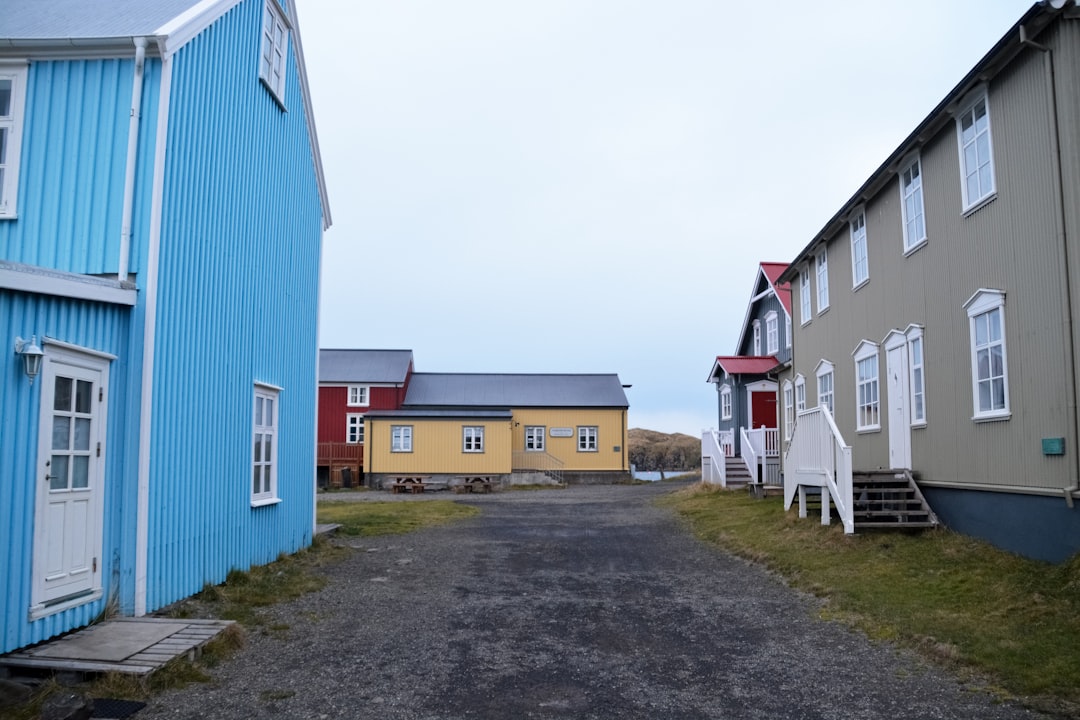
[724,456,753,488]
[851,469,939,529]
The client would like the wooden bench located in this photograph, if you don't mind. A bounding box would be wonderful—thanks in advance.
[454,476,494,494]
[390,477,430,494]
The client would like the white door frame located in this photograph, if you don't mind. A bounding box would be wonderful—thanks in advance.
[745,380,778,430]
[30,342,112,619]
[884,331,911,471]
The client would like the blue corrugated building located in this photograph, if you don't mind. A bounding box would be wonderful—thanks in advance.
[0,0,330,653]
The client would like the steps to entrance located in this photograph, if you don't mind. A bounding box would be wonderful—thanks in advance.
[724,457,752,488]
[851,470,939,529]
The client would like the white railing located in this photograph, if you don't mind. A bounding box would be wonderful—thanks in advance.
[700,429,727,486]
[783,406,854,534]
[740,426,760,483]
[719,430,735,458]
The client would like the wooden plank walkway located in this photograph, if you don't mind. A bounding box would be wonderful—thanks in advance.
[0,618,235,676]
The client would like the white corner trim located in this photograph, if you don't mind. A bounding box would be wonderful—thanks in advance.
[153,0,241,57]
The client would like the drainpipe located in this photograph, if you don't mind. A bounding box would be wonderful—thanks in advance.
[118,37,147,283]
[1021,23,1080,507]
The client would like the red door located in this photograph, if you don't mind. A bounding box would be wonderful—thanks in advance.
[750,391,778,429]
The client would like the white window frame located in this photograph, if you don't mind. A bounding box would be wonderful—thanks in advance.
[752,320,762,355]
[799,266,812,325]
[463,426,485,453]
[720,384,732,420]
[782,380,794,441]
[578,426,598,452]
[816,251,829,312]
[794,374,806,412]
[259,1,290,105]
[251,384,280,506]
[765,311,779,355]
[0,62,28,219]
[965,289,1010,421]
[525,425,545,452]
[347,385,369,407]
[785,313,792,350]
[850,211,869,289]
[907,325,926,426]
[956,89,996,213]
[391,425,413,452]
[852,341,881,432]
[346,413,364,444]
[815,360,834,416]
[899,155,927,253]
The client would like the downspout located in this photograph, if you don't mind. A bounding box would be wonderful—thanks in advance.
[135,42,173,616]
[118,37,147,283]
[1020,24,1080,507]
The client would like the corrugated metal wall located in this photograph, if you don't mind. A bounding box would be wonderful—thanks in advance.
[369,419,514,475]
[789,27,1074,492]
[145,0,324,610]
[0,57,160,275]
[0,290,133,653]
[510,409,628,471]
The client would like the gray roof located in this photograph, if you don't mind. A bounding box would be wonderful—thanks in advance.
[3,0,203,41]
[319,349,413,384]
[402,373,629,409]
[363,409,513,420]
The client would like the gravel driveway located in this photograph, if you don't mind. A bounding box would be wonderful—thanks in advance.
[138,482,1043,719]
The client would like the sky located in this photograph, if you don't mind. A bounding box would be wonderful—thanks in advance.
[300,0,1034,437]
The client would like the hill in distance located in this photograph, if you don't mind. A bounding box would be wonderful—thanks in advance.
[628,428,700,471]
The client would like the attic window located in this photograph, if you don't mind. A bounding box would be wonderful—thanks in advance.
[259,1,290,105]
[0,62,28,219]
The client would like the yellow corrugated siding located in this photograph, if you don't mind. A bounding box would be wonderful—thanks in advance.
[368,419,512,474]
[511,408,628,471]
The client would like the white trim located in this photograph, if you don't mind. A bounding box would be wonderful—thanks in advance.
[746,380,778,430]
[849,210,869,289]
[955,87,997,214]
[135,52,173,617]
[42,337,118,361]
[0,60,28,218]
[799,266,812,326]
[794,373,806,412]
[906,325,927,426]
[852,340,881,432]
[720,384,732,420]
[153,0,240,57]
[0,264,137,306]
[816,250,829,313]
[251,385,280,504]
[965,288,1010,421]
[765,310,779,355]
[782,380,794,441]
[815,359,834,414]
[899,154,927,254]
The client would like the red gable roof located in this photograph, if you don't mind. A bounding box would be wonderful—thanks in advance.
[712,355,780,377]
[760,262,792,317]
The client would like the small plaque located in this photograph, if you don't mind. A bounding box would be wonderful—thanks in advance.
[1042,437,1065,456]
[550,427,574,438]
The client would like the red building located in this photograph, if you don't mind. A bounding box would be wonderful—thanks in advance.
[317,349,414,487]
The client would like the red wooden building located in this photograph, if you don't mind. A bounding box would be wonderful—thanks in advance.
[317,349,414,487]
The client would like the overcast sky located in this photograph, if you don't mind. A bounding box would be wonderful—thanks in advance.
[301,0,1033,436]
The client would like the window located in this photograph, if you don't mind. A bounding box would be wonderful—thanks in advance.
[785,313,792,350]
[853,342,880,431]
[752,320,761,355]
[525,426,546,451]
[0,62,28,219]
[782,380,794,441]
[816,251,829,312]
[720,385,732,420]
[800,266,812,325]
[346,414,364,444]
[578,426,598,452]
[850,212,868,288]
[391,425,413,452]
[252,386,279,504]
[900,156,926,252]
[908,327,926,425]
[956,91,995,211]
[260,1,290,104]
[765,311,779,354]
[347,385,369,407]
[965,289,1009,420]
[816,361,834,415]
[794,374,806,412]
[463,426,484,453]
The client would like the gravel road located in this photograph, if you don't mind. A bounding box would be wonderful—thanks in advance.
[137,482,1044,719]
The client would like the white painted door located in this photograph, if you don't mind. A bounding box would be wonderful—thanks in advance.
[32,349,109,612]
[886,343,911,470]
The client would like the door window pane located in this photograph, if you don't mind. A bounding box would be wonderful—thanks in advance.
[50,455,69,490]
[54,377,72,411]
[52,417,70,450]
[74,418,91,451]
[72,456,89,489]
[75,380,92,413]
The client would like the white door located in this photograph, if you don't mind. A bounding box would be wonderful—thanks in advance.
[886,343,911,470]
[31,348,109,613]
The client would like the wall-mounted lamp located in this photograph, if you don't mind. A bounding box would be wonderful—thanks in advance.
[14,335,44,384]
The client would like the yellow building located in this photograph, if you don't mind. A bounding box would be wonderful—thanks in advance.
[365,373,630,489]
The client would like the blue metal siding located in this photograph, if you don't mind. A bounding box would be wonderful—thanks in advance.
[0,57,160,276]
[145,0,322,610]
[0,290,134,654]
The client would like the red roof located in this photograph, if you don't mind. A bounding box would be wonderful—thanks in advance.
[712,356,780,376]
[760,262,792,317]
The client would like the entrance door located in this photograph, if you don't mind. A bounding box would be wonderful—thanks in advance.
[749,391,778,429]
[886,343,911,470]
[32,348,109,613]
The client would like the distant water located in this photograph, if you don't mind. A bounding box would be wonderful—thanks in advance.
[633,470,695,482]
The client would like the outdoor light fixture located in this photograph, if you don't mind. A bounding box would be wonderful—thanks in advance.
[14,336,44,384]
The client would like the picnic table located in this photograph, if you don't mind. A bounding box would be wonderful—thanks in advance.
[390,477,431,494]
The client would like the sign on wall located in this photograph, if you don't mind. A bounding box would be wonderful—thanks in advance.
[549,427,574,437]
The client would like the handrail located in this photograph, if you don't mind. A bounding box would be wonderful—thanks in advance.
[512,450,564,484]
[700,429,727,485]
[783,406,853,533]
[740,426,760,482]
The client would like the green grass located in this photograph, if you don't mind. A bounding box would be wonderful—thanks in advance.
[663,484,1080,714]
[316,499,480,536]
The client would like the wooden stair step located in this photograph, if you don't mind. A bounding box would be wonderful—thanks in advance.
[856,521,937,528]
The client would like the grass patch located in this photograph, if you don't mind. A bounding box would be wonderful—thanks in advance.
[316,499,479,536]
[663,484,1080,714]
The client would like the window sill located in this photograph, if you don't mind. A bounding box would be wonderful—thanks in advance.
[800,319,811,328]
[911,421,927,430]
[962,192,997,218]
[852,278,869,293]
[903,238,928,257]
[817,306,830,317]
[973,411,1011,424]
[251,497,282,508]
[260,78,289,111]
[856,426,881,434]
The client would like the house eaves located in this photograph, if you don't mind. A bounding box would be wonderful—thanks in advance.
[778,1,1065,285]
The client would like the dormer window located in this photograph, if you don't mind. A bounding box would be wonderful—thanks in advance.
[765,311,779,354]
